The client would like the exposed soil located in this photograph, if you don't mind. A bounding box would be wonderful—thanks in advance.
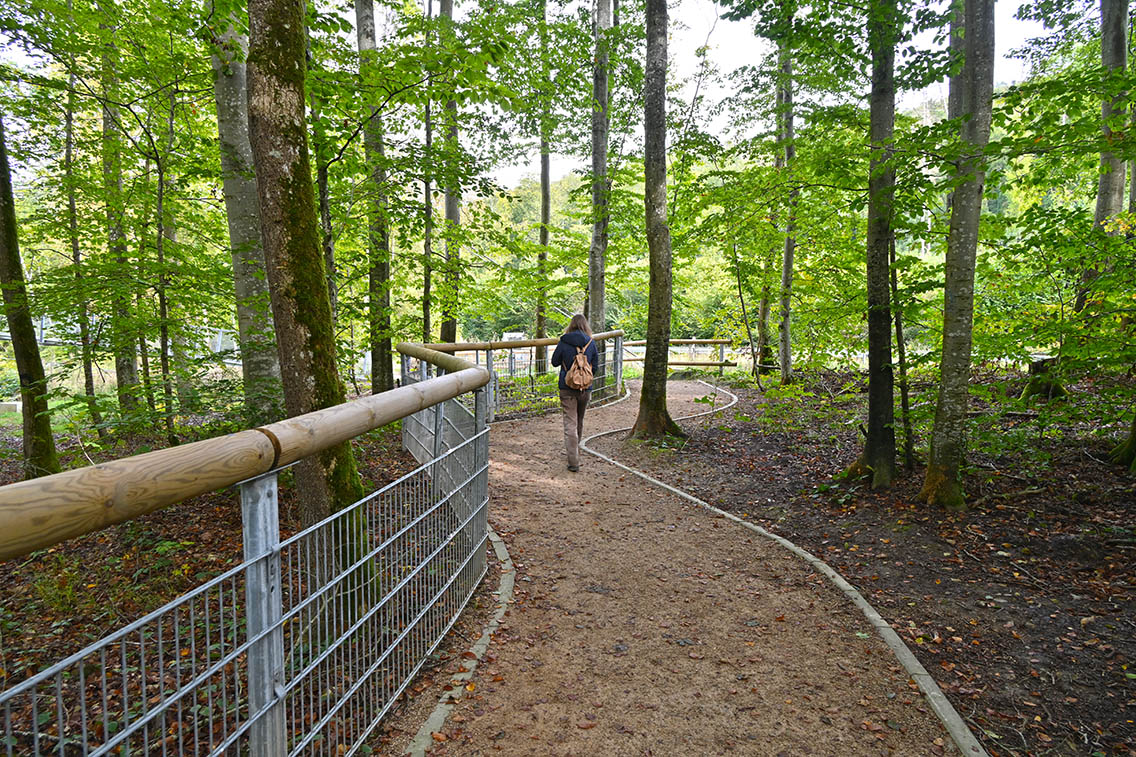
[588,374,1136,757]
[396,382,955,756]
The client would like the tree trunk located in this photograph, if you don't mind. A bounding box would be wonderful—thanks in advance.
[247,0,363,525]
[1076,0,1128,312]
[848,0,897,489]
[208,5,283,426]
[536,140,550,372]
[919,0,995,510]
[138,333,156,413]
[355,0,394,395]
[1110,409,1136,471]
[312,110,337,322]
[535,0,551,374]
[890,239,915,472]
[423,100,433,343]
[368,136,394,393]
[156,93,178,445]
[630,0,683,440]
[101,34,140,416]
[65,69,107,439]
[422,0,434,343]
[756,284,772,372]
[438,0,460,344]
[136,164,157,416]
[776,40,797,385]
[732,244,759,380]
[0,116,59,478]
[587,0,611,335]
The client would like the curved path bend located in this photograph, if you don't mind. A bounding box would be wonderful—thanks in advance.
[407,381,959,756]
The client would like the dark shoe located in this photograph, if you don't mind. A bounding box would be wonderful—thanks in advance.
[568,464,579,472]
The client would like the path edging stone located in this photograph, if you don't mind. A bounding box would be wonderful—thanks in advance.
[580,379,988,757]
[402,527,516,756]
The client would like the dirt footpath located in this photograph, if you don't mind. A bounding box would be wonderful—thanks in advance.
[411,381,956,756]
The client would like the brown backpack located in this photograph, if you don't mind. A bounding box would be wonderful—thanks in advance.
[565,339,594,390]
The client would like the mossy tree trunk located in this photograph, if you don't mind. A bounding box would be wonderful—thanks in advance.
[587,0,611,337]
[1110,411,1136,471]
[356,0,394,394]
[422,0,434,343]
[247,0,363,525]
[423,100,434,343]
[535,0,551,374]
[438,0,460,344]
[207,4,283,426]
[630,0,683,441]
[919,0,994,510]
[849,0,897,489]
[0,116,59,479]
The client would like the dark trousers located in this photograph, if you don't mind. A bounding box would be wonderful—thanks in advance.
[559,388,591,467]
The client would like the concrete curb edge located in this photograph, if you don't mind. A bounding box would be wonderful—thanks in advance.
[402,526,516,756]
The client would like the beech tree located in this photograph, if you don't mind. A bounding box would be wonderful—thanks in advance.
[99,29,141,416]
[438,0,460,344]
[355,0,394,394]
[920,0,995,510]
[207,5,284,425]
[587,0,612,334]
[1076,0,1127,313]
[775,35,797,385]
[846,0,898,489]
[247,0,363,523]
[630,0,683,440]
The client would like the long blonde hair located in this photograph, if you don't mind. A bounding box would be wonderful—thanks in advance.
[566,313,592,337]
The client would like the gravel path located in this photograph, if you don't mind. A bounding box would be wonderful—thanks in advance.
[411,381,956,756]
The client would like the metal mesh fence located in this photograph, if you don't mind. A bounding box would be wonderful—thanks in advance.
[1,388,489,756]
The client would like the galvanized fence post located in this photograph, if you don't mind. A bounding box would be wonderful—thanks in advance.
[433,367,447,459]
[614,334,624,394]
[240,473,285,757]
[719,343,726,377]
[485,348,496,422]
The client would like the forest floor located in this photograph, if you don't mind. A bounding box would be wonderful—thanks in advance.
[583,372,1136,757]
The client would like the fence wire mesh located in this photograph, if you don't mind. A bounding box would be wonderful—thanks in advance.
[1,389,488,757]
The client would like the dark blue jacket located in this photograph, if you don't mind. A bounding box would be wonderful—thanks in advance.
[550,330,598,391]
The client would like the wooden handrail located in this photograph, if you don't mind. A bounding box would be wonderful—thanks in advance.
[622,359,737,367]
[622,339,731,347]
[420,330,624,352]
[0,346,488,561]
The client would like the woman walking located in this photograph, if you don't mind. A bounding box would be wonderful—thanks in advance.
[551,314,599,472]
